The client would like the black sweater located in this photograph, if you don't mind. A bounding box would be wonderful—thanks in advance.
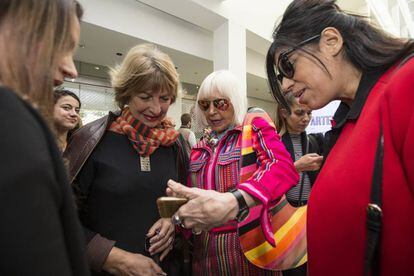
[75,131,181,275]
[0,87,89,275]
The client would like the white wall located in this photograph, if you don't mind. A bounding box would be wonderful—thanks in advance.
[78,0,213,60]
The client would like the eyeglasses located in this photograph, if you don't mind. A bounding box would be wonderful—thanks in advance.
[277,35,320,80]
[197,98,230,112]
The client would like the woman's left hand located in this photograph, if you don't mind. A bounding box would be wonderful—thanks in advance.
[146,218,175,261]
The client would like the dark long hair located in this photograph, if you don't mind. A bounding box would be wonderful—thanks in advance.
[266,0,414,108]
[54,89,81,108]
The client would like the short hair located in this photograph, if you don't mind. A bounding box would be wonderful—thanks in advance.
[194,70,247,127]
[181,113,191,125]
[110,44,179,109]
[54,89,81,108]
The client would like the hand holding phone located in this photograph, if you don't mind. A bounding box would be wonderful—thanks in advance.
[156,197,188,218]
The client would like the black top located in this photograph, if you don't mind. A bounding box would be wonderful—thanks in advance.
[75,131,179,265]
[282,132,324,187]
[0,87,89,275]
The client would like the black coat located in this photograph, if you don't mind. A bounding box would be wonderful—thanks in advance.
[0,87,89,275]
[281,132,324,186]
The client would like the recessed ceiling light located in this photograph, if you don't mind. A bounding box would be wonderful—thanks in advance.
[94,66,100,70]
[116,52,123,56]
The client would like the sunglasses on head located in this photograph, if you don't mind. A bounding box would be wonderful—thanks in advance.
[198,98,230,111]
[277,34,320,81]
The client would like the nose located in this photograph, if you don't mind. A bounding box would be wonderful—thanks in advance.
[69,109,78,117]
[60,56,78,80]
[149,98,162,114]
[207,102,216,115]
[281,77,294,94]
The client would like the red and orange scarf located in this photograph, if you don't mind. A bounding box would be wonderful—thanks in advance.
[109,107,179,156]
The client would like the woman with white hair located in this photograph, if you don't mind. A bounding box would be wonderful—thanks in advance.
[167,70,298,275]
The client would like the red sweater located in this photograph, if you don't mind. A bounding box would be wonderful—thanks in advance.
[308,58,414,275]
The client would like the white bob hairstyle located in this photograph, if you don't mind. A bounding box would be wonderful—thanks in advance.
[194,70,247,128]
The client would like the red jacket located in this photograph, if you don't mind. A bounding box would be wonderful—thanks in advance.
[308,58,414,275]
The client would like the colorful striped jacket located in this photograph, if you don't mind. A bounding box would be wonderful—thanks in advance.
[188,117,298,235]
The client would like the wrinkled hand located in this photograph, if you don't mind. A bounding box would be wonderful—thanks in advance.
[166,179,238,231]
[103,247,165,276]
[147,218,175,261]
[294,153,323,172]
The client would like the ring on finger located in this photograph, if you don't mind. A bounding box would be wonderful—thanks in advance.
[192,229,202,235]
[172,214,182,226]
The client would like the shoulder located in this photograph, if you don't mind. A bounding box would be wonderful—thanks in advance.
[0,87,49,148]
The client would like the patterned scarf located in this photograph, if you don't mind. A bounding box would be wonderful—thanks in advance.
[109,107,179,156]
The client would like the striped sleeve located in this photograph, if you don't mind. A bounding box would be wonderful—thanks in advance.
[238,116,298,206]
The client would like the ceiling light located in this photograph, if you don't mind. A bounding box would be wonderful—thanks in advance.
[94,66,100,70]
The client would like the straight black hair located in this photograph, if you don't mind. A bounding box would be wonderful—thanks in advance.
[267,0,414,109]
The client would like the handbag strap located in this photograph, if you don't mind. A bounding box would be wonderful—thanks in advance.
[364,126,384,276]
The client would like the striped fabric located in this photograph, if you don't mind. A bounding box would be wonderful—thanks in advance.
[286,134,311,203]
[189,127,282,275]
[238,108,307,271]
[109,107,179,156]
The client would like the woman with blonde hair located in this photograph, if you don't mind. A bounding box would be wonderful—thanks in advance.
[65,44,189,276]
[0,0,88,275]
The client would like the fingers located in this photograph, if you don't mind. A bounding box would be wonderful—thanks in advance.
[153,236,174,256]
[147,220,161,238]
[160,242,174,261]
[148,259,166,276]
[167,179,201,200]
[149,220,174,254]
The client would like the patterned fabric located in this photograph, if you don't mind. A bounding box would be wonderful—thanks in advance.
[237,108,306,271]
[188,108,297,275]
[109,107,179,156]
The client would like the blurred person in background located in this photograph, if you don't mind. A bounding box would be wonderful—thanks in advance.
[275,93,324,276]
[178,113,196,150]
[0,0,89,275]
[54,89,82,151]
[266,0,414,275]
[65,44,189,276]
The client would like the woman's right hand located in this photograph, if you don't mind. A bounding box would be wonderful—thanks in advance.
[294,153,323,172]
[103,247,166,276]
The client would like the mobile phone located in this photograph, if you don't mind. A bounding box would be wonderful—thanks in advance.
[157,197,188,218]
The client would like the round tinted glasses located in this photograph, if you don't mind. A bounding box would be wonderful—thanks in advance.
[197,98,230,111]
[277,35,320,81]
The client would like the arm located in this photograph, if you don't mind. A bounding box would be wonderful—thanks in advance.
[73,156,116,272]
[238,117,299,205]
[0,94,83,274]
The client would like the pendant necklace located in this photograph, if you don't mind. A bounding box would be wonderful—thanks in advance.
[140,156,151,172]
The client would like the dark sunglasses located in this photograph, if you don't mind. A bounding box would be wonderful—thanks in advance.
[277,34,320,80]
[197,98,230,111]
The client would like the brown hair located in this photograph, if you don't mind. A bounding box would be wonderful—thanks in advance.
[110,44,179,109]
[0,0,82,124]
[180,113,191,126]
[275,93,298,136]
